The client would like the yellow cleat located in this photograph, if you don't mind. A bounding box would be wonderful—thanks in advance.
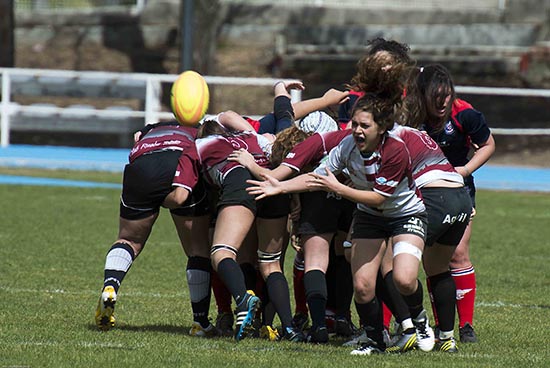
[189,322,217,337]
[95,286,116,331]
[436,337,458,353]
[260,325,280,341]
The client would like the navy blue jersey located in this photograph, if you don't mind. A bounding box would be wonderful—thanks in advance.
[423,99,491,167]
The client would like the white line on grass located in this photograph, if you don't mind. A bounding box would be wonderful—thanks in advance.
[2,286,548,309]
[3,340,145,350]
[0,286,185,299]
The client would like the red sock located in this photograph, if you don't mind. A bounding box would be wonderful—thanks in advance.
[452,266,476,327]
[293,254,308,314]
[426,277,440,326]
[382,302,392,331]
[211,271,232,313]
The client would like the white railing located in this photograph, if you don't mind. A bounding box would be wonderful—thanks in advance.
[0,67,302,148]
[220,0,505,10]
[1,67,549,147]
[454,86,550,135]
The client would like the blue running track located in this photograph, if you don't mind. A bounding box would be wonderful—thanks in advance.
[1,144,549,192]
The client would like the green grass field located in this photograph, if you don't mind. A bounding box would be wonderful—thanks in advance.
[1,168,549,367]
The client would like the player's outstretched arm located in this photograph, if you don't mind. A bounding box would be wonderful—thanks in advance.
[292,88,350,119]
[246,173,310,200]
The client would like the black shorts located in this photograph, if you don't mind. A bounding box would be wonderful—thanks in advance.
[257,193,291,219]
[421,187,472,247]
[217,167,257,214]
[120,150,210,220]
[216,166,290,218]
[170,176,212,218]
[464,175,476,208]
[297,191,355,236]
[352,210,428,241]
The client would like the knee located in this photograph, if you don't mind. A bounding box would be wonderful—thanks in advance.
[392,272,417,296]
[450,247,471,268]
[353,276,375,303]
[210,244,238,270]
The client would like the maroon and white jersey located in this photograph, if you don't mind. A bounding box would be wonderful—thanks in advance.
[315,134,425,217]
[195,131,270,187]
[129,124,197,162]
[129,123,200,191]
[172,144,201,191]
[282,129,351,173]
[390,124,463,188]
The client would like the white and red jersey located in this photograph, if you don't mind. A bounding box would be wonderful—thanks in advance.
[282,129,351,173]
[315,133,425,217]
[390,124,464,188]
[195,130,270,187]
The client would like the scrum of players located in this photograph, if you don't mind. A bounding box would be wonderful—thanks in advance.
[94,37,495,355]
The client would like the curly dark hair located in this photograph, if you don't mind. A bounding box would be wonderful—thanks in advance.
[365,37,412,64]
[351,51,410,101]
[351,93,397,132]
[269,126,311,167]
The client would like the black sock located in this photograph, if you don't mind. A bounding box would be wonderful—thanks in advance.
[428,271,456,332]
[103,242,135,293]
[355,298,385,349]
[402,279,424,320]
[379,271,411,324]
[266,272,293,329]
[327,253,354,318]
[240,262,257,291]
[304,269,327,329]
[217,258,248,310]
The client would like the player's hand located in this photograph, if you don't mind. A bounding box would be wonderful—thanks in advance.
[323,88,350,106]
[134,131,143,142]
[228,148,255,167]
[284,80,305,91]
[246,174,283,200]
[290,226,302,253]
[306,168,340,192]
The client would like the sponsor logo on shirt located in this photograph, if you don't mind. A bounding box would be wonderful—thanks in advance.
[444,121,455,135]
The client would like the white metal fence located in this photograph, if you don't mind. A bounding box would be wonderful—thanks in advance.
[15,0,506,11]
[14,0,146,11]
[0,67,303,147]
[219,0,506,10]
[1,67,549,148]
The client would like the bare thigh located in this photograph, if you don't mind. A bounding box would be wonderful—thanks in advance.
[171,213,211,258]
[117,212,159,257]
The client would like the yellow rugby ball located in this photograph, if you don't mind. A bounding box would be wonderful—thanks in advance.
[170,70,209,126]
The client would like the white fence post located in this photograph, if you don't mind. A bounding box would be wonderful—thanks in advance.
[290,89,302,103]
[1,70,11,148]
[145,77,161,125]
